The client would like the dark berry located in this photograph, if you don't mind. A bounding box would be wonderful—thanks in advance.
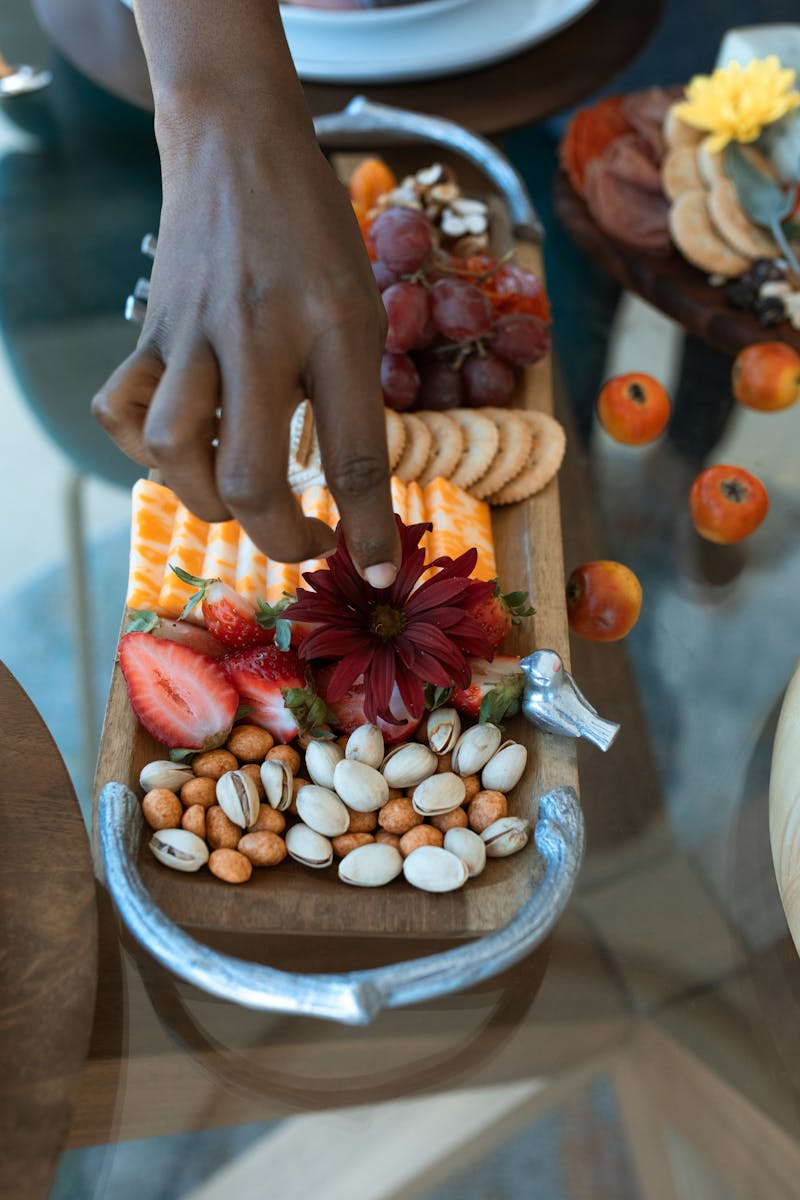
[725,281,758,311]
[751,258,785,284]
[755,297,787,327]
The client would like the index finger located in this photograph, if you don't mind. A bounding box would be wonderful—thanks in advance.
[309,330,400,588]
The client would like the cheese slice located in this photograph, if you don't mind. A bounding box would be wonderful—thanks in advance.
[298,484,333,580]
[126,479,179,612]
[201,520,240,588]
[236,532,268,606]
[423,477,496,582]
[157,503,211,619]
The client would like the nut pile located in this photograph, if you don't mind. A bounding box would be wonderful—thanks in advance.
[141,709,531,892]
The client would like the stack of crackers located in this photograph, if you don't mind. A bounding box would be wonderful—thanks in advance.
[662,104,782,277]
[288,400,566,507]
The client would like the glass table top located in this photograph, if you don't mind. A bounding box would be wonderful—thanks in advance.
[2,4,800,1199]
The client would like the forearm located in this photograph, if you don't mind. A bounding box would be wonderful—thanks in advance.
[132,0,316,151]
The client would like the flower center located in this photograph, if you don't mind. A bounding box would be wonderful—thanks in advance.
[369,603,407,640]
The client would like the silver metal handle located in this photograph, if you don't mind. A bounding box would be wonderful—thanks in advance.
[313,96,543,241]
[98,781,583,1025]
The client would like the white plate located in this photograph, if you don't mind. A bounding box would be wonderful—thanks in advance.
[279,0,474,29]
[281,0,597,82]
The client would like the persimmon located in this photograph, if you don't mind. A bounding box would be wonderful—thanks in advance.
[689,465,769,544]
[596,373,671,445]
[566,561,642,642]
[731,341,800,412]
[348,157,397,212]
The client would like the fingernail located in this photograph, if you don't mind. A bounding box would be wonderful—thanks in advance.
[364,562,397,589]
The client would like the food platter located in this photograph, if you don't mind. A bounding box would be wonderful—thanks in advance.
[94,102,582,1022]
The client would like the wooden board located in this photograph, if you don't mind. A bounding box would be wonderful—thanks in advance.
[552,169,800,359]
[93,168,578,941]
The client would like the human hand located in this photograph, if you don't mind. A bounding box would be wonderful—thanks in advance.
[93,6,399,585]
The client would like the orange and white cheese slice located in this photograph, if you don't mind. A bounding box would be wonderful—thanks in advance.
[127,479,179,612]
[298,484,334,580]
[423,477,496,581]
[157,503,210,620]
[201,520,240,588]
[235,532,269,607]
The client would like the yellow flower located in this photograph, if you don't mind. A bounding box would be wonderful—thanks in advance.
[674,56,800,153]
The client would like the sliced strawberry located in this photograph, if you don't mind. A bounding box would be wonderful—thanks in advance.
[221,644,327,743]
[450,654,525,725]
[465,583,535,649]
[118,632,239,750]
[125,610,228,657]
[314,666,420,743]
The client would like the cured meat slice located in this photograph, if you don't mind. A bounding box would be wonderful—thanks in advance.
[559,95,634,195]
[584,155,672,252]
[621,86,683,163]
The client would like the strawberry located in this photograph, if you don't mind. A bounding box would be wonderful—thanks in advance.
[125,610,228,657]
[221,643,328,743]
[171,566,293,651]
[464,582,535,649]
[313,666,420,743]
[118,632,239,750]
[450,654,525,725]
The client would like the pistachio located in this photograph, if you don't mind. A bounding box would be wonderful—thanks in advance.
[139,760,194,792]
[260,758,293,811]
[149,828,209,872]
[305,739,344,789]
[482,741,528,793]
[481,816,531,858]
[285,823,334,869]
[402,845,469,893]
[338,842,404,887]
[443,827,486,878]
[332,759,389,813]
[215,769,260,828]
[411,772,466,816]
[451,723,503,776]
[381,743,438,789]
[426,707,461,755]
[345,723,385,769]
[296,785,350,838]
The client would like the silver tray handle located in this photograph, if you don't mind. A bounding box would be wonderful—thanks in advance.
[98,782,583,1025]
[313,96,543,242]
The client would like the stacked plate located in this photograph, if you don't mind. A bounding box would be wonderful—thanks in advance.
[280,0,597,81]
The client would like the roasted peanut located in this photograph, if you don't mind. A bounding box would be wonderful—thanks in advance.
[345,807,378,833]
[180,775,217,809]
[399,825,444,857]
[225,724,274,761]
[379,797,423,835]
[209,848,252,883]
[142,788,182,831]
[239,763,267,799]
[181,803,207,840]
[374,830,401,850]
[237,831,287,868]
[460,774,481,804]
[265,744,301,775]
[468,790,507,833]
[331,832,375,857]
[435,751,453,774]
[250,804,286,834]
[430,806,468,833]
[206,805,241,850]
[192,749,238,780]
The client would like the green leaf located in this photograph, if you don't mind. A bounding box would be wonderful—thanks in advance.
[424,683,454,711]
[234,703,254,722]
[725,143,793,227]
[169,747,197,763]
[256,597,294,651]
[170,563,210,620]
[125,609,159,633]
[477,672,526,728]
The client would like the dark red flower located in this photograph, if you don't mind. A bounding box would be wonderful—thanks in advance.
[285,518,496,723]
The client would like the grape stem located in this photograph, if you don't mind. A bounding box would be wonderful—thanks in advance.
[436,248,515,284]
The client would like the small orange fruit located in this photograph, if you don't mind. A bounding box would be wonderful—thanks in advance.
[566,561,643,642]
[731,342,800,412]
[689,465,769,544]
[596,372,671,445]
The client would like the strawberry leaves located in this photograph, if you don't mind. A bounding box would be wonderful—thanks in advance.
[256,595,293,652]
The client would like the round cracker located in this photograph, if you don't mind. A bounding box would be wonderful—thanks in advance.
[663,105,703,150]
[448,409,500,490]
[393,412,433,483]
[668,188,750,277]
[415,410,465,486]
[384,407,407,470]
[708,177,779,259]
[469,408,533,500]
[488,410,566,506]
[696,137,727,188]
[661,145,704,200]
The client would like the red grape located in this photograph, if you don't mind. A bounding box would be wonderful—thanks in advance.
[381,352,420,411]
[429,278,493,341]
[383,282,430,353]
[489,313,550,366]
[372,260,399,291]
[492,263,541,299]
[418,358,465,410]
[462,352,516,406]
[370,208,433,274]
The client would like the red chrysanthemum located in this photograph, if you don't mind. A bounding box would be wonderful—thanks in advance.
[285,518,496,723]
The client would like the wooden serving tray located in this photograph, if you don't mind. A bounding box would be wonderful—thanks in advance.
[94,166,578,942]
[552,169,800,358]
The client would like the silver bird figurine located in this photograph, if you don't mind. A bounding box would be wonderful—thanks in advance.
[520,649,620,752]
